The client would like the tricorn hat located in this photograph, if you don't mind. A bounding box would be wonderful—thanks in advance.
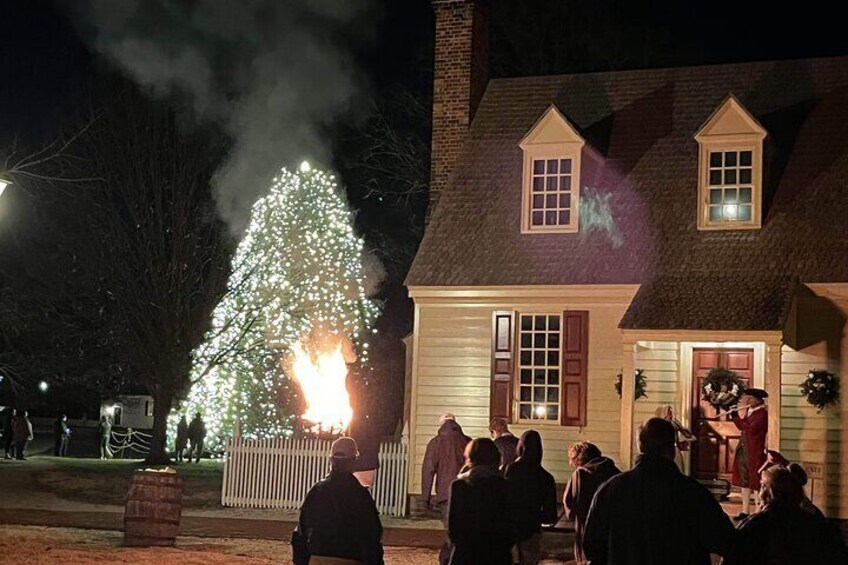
[743,387,769,400]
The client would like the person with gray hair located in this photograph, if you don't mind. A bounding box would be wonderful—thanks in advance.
[583,418,735,564]
[293,437,384,565]
[488,417,518,470]
[422,413,471,565]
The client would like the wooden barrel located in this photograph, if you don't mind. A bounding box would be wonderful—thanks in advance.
[124,470,183,547]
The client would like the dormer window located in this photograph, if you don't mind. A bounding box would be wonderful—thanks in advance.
[520,105,585,233]
[695,95,767,230]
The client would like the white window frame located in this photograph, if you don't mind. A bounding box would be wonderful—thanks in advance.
[521,147,582,233]
[520,105,586,234]
[695,96,767,231]
[698,140,763,229]
[515,312,563,424]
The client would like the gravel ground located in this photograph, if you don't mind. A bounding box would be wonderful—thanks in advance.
[0,525,439,564]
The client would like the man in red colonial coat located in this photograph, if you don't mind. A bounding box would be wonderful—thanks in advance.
[729,388,769,519]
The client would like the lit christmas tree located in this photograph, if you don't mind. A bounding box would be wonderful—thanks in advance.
[172,162,379,450]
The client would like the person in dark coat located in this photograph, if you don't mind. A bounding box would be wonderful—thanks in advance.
[98,415,112,460]
[727,388,769,518]
[187,412,206,463]
[489,417,519,471]
[294,437,384,565]
[3,408,15,459]
[53,414,71,457]
[448,437,513,565]
[12,410,33,460]
[563,442,621,565]
[349,414,381,488]
[583,417,736,565]
[421,413,471,565]
[504,430,557,565]
[724,465,847,565]
[175,415,189,463]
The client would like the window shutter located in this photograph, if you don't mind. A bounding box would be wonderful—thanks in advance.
[561,310,588,426]
[490,311,515,420]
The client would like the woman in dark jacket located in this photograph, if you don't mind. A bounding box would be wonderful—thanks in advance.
[447,438,513,565]
[504,430,558,565]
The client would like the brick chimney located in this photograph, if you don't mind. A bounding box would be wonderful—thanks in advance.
[429,0,489,218]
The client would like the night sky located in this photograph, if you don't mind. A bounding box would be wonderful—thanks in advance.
[2,0,848,421]
[3,0,848,176]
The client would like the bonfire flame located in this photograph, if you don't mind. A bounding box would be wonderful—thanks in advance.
[290,340,353,434]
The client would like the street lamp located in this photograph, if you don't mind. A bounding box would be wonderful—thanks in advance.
[0,178,9,198]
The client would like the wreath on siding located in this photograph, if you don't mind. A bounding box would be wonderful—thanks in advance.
[799,369,840,413]
[616,368,648,400]
[702,367,744,409]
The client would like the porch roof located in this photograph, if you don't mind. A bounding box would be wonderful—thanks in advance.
[618,276,795,330]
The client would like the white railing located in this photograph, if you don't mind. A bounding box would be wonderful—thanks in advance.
[221,436,409,517]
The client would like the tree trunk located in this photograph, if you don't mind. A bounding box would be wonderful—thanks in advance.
[145,389,173,464]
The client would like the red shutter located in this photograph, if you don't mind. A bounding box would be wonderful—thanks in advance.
[490,311,515,420]
[561,310,588,426]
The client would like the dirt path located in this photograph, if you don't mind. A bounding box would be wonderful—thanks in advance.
[0,525,439,564]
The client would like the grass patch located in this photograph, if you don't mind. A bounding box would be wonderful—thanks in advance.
[33,458,224,508]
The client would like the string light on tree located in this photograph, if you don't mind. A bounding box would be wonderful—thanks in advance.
[171,162,379,450]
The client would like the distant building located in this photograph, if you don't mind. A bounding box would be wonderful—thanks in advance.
[100,394,154,430]
[407,0,848,521]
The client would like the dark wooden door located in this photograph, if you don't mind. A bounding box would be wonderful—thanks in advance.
[691,349,754,480]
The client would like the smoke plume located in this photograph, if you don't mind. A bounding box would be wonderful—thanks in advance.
[71,0,374,231]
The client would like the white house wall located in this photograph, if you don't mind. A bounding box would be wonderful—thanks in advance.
[631,341,681,459]
[780,283,848,518]
[408,286,637,494]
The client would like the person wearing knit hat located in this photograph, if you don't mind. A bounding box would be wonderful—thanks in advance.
[293,436,384,565]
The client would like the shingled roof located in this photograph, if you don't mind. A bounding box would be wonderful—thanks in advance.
[406,57,848,330]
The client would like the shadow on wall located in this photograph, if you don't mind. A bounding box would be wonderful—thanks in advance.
[784,284,846,517]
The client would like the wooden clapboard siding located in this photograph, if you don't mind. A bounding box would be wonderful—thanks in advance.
[779,284,848,519]
[409,297,630,492]
[630,342,680,460]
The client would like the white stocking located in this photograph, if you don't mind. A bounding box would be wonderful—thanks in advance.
[741,487,751,514]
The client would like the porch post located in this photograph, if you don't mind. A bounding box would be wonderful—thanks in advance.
[619,339,637,468]
[764,338,783,450]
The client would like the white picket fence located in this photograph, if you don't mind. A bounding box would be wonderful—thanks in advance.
[221,436,409,517]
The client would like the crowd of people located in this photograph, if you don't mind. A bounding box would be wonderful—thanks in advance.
[291,401,846,565]
[2,408,33,460]
[1,408,207,463]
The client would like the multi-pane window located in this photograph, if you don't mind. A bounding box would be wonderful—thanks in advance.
[530,158,573,228]
[517,314,561,421]
[707,150,754,223]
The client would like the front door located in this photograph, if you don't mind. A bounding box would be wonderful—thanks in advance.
[691,348,754,481]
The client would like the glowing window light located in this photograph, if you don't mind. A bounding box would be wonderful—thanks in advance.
[723,204,738,220]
